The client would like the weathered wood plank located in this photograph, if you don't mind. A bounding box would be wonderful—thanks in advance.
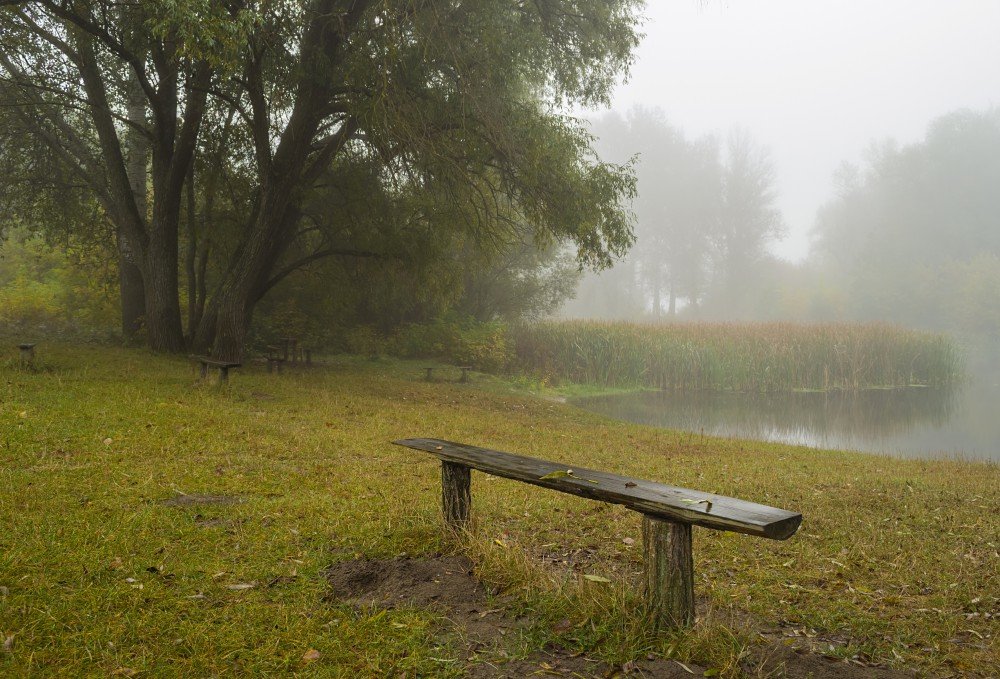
[643,515,694,629]
[441,461,471,528]
[393,438,801,540]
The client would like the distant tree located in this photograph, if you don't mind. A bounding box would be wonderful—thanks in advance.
[707,128,784,317]
[813,108,1000,332]
[565,107,722,318]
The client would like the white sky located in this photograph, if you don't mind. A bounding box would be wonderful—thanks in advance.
[603,0,1000,260]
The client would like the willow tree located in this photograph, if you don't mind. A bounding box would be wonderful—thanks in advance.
[0,0,640,359]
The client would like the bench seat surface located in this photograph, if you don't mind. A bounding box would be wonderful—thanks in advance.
[394,438,801,540]
[191,356,241,368]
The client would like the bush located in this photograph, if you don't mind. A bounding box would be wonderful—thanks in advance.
[360,318,515,371]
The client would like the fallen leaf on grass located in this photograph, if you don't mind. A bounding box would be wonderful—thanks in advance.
[103,438,113,446]
[674,661,696,674]
[226,582,257,591]
[552,618,573,633]
[583,574,611,583]
[302,649,321,663]
[3,635,13,652]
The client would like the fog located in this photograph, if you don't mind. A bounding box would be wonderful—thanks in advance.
[607,0,1000,261]
[560,0,1000,330]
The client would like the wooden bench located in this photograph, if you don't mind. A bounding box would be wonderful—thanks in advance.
[265,345,286,374]
[17,343,36,365]
[393,438,802,630]
[191,356,241,383]
[279,337,298,364]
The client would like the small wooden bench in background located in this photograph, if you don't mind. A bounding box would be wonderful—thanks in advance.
[424,366,473,383]
[277,338,312,367]
[18,343,36,366]
[191,356,241,383]
[394,438,802,630]
[265,345,286,373]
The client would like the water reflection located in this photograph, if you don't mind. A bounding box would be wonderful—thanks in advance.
[573,380,1000,461]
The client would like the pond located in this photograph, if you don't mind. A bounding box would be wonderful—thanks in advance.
[572,374,1000,462]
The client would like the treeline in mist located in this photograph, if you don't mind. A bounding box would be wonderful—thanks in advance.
[564,106,1000,338]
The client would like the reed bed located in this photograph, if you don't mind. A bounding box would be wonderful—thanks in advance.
[513,321,961,392]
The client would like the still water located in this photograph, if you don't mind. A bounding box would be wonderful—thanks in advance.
[573,376,1000,462]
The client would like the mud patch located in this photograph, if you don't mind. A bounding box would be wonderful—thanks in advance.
[325,555,512,642]
[326,555,926,677]
[752,644,917,678]
[324,555,703,678]
[160,493,243,507]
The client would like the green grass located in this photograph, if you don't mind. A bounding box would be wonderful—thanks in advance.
[514,321,962,392]
[0,345,996,677]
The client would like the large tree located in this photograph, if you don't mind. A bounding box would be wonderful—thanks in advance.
[0,0,640,359]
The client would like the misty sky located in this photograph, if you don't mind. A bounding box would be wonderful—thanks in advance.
[604,0,1000,261]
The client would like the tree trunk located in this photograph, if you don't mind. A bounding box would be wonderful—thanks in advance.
[121,68,148,343]
[143,195,186,352]
[117,230,146,342]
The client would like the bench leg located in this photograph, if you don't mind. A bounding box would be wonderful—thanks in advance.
[200,362,208,379]
[425,368,433,381]
[219,367,229,384]
[20,348,34,365]
[441,461,471,529]
[460,369,469,383]
[642,515,694,629]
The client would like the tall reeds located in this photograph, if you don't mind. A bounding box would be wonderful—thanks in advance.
[513,321,961,391]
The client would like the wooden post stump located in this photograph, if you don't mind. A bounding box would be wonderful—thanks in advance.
[459,366,471,383]
[18,343,35,366]
[441,461,471,529]
[424,367,434,381]
[642,515,694,629]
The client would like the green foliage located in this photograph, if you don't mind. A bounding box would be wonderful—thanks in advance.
[389,319,514,372]
[0,233,118,340]
[513,320,961,392]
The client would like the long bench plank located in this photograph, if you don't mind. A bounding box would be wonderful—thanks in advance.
[393,438,801,540]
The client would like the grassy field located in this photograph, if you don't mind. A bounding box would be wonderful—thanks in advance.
[514,321,961,392]
[0,345,996,677]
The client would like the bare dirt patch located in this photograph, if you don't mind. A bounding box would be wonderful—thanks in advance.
[324,555,701,678]
[325,555,924,677]
[160,493,243,507]
[751,644,917,678]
